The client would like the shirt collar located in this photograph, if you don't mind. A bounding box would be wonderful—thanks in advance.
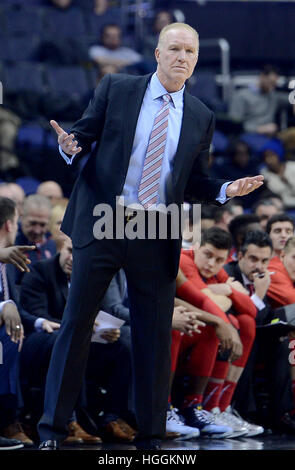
[241,272,252,286]
[149,72,185,108]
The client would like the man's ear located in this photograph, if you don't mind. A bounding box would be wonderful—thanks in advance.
[155,47,160,64]
[5,219,12,234]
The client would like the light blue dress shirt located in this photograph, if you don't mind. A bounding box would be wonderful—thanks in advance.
[60,72,230,205]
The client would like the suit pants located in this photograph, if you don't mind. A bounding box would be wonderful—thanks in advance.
[38,234,176,442]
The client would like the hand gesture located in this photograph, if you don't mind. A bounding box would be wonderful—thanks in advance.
[226,175,264,198]
[253,271,271,300]
[50,120,82,156]
[0,245,36,272]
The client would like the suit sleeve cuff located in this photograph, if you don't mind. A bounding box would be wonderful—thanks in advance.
[215,182,233,204]
[251,293,266,311]
[34,317,44,332]
[59,146,76,165]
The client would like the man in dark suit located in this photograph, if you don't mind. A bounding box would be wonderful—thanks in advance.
[0,196,35,448]
[38,23,264,449]
[20,236,134,443]
[224,230,295,432]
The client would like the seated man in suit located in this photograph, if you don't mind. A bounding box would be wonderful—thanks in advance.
[19,236,135,444]
[225,230,295,433]
[0,196,34,448]
[267,236,295,413]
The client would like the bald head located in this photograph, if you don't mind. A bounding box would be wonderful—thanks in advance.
[37,181,63,203]
[157,23,199,52]
[155,23,199,92]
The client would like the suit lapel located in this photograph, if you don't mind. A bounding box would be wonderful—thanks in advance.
[123,74,152,166]
[172,90,203,187]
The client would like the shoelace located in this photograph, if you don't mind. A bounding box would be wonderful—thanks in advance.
[232,409,252,427]
[221,410,245,426]
[167,408,185,425]
[192,407,214,425]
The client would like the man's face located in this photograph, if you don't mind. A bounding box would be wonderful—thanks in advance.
[59,238,73,277]
[194,243,228,278]
[155,28,198,89]
[102,26,121,50]
[269,221,294,254]
[21,207,50,243]
[238,244,272,281]
[255,204,278,230]
[260,72,278,93]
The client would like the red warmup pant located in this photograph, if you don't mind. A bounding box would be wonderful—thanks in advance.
[231,313,256,368]
[171,325,219,377]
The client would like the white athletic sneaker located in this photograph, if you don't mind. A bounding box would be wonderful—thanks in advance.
[166,407,200,440]
[211,407,248,438]
[229,406,264,437]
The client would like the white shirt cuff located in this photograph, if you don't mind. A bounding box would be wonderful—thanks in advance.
[0,300,16,313]
[215,182,233,204]
[251,293,266,311]
[59,145,76,165]
[34,317,45,332]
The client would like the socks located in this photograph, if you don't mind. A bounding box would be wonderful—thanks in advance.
[219,380,237,412]
[203,381,224,411]
[182,393,204,409]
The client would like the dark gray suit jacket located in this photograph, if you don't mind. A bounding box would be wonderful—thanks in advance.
[61,73,226,254]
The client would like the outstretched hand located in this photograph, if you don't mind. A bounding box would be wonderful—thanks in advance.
[0,245,35,272]
[50,120,82,156]
[226,175,264,198]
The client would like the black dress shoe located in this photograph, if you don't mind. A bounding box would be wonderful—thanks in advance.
[134,438,161,450]
[39,440,59,450]
[279,412,295,434]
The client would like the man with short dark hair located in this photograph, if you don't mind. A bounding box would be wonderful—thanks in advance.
[229,65,293,136]
[225,230,295,432]
[228,214,262,263]
[266,213,294,258]
[253,198,279,230]
[89,23,142,69]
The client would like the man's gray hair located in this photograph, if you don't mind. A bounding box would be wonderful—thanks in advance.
[23,194,52,217]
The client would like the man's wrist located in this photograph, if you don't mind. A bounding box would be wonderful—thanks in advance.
[0,300,16,314]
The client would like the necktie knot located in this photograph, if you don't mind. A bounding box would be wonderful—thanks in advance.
[163,94,171,103]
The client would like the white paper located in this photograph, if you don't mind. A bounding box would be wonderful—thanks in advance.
[91,310,125,343]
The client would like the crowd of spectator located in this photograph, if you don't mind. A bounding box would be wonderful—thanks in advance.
[1,0,295,451]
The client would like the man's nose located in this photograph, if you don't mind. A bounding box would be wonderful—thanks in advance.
[177,49,186,61]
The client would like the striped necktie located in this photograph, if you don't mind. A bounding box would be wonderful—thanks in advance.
[138,93,171,209]
[0,263,9,301]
